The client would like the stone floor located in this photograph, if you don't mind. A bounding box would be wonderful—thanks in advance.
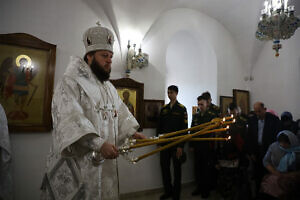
[120,183,221,200]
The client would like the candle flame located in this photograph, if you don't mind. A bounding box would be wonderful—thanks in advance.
[228,136,231,140]
[226,125,230,129]
[131,157,138,164]
[233,118,236,123]
[222,117,226,122]
[129,139,136,143]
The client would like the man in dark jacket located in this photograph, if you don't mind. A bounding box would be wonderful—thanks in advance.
[245,102,280,196]
[157,85,188,200]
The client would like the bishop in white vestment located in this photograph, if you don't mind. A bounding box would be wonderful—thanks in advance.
[41,24,143,200]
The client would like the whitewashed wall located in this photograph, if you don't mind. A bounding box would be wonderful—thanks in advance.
[0,0,123,199]
[250,30,300,120]
[0,1,247,199]
[113,8,247,194]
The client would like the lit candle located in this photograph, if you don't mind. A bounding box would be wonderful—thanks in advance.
[135,123,219,162]
[121,116,235,163]
[190,138,228,141]
[133,127,228,148]
[158,116,233,139]
[159,118,221,139]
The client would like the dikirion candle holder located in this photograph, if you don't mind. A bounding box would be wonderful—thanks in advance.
[119,115,235,164]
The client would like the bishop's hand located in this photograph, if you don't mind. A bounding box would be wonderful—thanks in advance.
[132,132,147,139]
[100,142,119,159]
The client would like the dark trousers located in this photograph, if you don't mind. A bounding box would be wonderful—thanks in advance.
[253,152,268,195]
[160,148,182,199]
[194,144,216,194]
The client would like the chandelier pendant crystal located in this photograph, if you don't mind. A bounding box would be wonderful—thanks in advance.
[256,0,300,57]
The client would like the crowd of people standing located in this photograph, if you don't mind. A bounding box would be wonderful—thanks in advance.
[157,86,300,200]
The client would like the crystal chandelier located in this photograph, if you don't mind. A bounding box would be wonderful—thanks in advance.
[256,0,300,57]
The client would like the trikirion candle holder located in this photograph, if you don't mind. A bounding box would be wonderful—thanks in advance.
[119,115,235,164]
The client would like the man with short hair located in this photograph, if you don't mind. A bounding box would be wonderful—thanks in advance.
[201,91,220,117]
[245,101,280,196]
[157,85,188,200]
[41,24,145,200]
[190,95,217,198]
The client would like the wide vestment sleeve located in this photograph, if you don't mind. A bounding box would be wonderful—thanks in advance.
[52,76,102,156]
[0,104,13,200]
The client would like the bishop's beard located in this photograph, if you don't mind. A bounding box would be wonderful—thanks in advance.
[90,58,111,82]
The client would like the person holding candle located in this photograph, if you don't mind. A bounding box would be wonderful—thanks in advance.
[215,103,250,199]
[190,95,218,198]
[157,85,188,200]
[40,23,145,200]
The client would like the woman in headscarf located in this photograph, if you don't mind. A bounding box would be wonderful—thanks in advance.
[260,130,300,199]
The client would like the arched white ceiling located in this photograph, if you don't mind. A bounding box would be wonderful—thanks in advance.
[83,0,300,76]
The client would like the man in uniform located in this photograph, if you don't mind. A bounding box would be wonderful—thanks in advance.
[190,95,217,198]
[40,24,145,200]
[201,91,220,117]
[157,85,188,200]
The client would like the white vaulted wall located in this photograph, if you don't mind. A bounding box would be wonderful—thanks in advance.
[250,30,300,120]
[1,1,247,199]
[118,8,246,194]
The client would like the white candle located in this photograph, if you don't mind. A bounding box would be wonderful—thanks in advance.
[284,0,288,10]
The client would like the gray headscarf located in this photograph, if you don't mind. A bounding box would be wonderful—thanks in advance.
[276,130,300,172]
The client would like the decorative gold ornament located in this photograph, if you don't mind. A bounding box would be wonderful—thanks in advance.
[16,54,32,68]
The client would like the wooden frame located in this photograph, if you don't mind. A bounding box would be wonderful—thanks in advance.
[219,96,233,115]
[192,106,199,115]
[143,99,164,128]
[233,89,250,115]
[0,33,56,132]
[110,78,144,130]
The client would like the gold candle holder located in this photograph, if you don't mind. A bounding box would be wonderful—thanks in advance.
[119,116,234,163]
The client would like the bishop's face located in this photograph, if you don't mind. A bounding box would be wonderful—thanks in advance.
[93,50,113,73]
[87,50,113,82]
